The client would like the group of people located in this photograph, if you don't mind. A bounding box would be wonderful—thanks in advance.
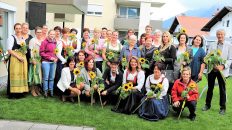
[5,23,232,121]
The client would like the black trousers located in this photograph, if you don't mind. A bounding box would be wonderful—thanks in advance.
[173,100,197,117]
[95,61,103,72]
[206,71,226,109]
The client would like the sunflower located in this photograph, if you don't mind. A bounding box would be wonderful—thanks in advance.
[0,48,3,54]
[69,46,74,50]
[180,27,187,33]
[20,42,25,46]
[69,33,76,37]
[108,51,114,56]
[122,84,130,92]
[54,48,59,54]
[188,82,196,89]
[217,49,222,56]
[127,82,133,89]
[82,42,86,48]
[78,62,84,67]
[91,39,95,44]
[139,58,146,64]
[32,49,38,54]
[154,50,159,55]
[73,68,81,76]
[89,71,96,79]
[157,83,163,89]
[122,57,127,62]
[183,52,189,57]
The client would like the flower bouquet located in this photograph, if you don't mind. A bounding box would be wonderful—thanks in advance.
[69,33,77,49]
[121,57,128,71]
[204,49,226,82]
[178,82,197,120]
[64,45,74,58]
[153,50,164,62]
[139,58,150,69]
[114,82,133,110]
[0,40,9,69]
[88,71,105,108]
[29,49,41,85]
[177,51,191,70]
[73,67,84,106]
[18,41,27,54]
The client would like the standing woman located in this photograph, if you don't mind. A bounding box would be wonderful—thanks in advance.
[80,28,90,50]
[141,36,156,78]
[190,35,205,81]
[22,23,33,66]
[28,26,43,96]
[139,63,169,121]
[85,28,104,72]
[173,33,191,80]
[159,31,176,87]
[7,23,29,99]
[40,30,58,97]
[121,29,135,46]
[102,31,122,72]
[75,50,86,68]
[119,35,141,62]
[138,33,146,50]
[41,25,48,40]
[113,56,145,114]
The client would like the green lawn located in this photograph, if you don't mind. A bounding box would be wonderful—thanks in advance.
[0,76,232,130]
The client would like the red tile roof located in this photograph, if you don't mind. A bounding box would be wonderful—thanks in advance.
[169,16,210,37]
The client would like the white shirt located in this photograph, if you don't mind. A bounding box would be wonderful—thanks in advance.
[145,74,169,99]
[7,35,25,50]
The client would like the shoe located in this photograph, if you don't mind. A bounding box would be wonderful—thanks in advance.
[189,116,196,121]
[70,97,75,103]
[61,95,66,102]
[202,105,210,111]
[44,92,48,98]
[219,109,225,115]
[103,101,107,106]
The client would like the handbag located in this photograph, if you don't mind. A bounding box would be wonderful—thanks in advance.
[164,65,174,83]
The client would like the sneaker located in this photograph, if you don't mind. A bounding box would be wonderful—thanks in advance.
[202,105,210,111]
[219,109,225,115]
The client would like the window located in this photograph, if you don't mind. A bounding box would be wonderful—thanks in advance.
[226,20,230,27]
[87,4,103,16]
[119,6,140,18]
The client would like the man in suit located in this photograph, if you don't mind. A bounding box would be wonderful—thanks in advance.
[202,29,232,115]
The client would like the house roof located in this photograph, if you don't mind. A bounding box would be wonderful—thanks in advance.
[169,16,210,37]
[201,6,232,31]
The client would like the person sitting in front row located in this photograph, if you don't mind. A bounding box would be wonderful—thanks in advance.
[101,59,123,105]
[57,57,84,102]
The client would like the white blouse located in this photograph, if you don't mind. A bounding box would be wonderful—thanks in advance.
[145,74,169,99]
[7,35,25,50]
[123,69,145,92]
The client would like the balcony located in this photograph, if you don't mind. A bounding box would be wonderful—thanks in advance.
[115,0,165,7]
[114,17,139,30]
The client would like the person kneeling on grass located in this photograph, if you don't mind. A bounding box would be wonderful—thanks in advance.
[171,67,198,121]
[57,57,84,102]
[101,59,123,105]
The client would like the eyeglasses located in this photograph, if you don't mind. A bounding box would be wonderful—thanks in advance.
[36,32,42,33]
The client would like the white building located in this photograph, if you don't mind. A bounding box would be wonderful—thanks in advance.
[202,6,232,39]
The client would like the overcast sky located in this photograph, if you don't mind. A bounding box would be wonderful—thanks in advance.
[151,0,232,20]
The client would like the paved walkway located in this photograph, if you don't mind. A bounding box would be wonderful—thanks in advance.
[0,120,95,130]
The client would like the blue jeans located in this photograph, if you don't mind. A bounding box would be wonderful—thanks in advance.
[42,61,56,95]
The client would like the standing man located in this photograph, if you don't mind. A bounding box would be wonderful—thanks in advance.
[202,29,232,115]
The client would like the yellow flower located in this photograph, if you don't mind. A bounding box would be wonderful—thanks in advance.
[217,49,222,56]
[78,62,84,67]
[69,46,74,50]
[122,84,130,92]
[69,33,76,37]
[188,82,196,89]
[183,52,189,57]
[20,42,25,46]
[108,51,114,56]
[127,82,133,89]
[91,39,95,44]
[139,58,146,64]
[89,71,96,79]
[154,50,159,55]
[122,57,127,62]
[157,83,163,89]
[82,42,86,48]
[54,48,59,54]
[32,49,38,54]
[73,68,81,76]
[0,48,3,54]
[180,27,187,33]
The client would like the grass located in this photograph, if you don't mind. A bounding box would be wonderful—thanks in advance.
[0,76,232,130]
